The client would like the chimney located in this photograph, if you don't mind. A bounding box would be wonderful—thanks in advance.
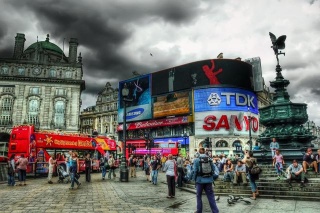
[68,38,78,63]
[13,33,26,59]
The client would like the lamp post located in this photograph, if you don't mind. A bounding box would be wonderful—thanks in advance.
[247,107,252,151]
[120,85,130,182]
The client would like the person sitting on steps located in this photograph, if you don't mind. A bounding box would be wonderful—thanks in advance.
[223,159,234,182]
[286,159,306,188]
[302,148,318,174]
[233,160,248,186]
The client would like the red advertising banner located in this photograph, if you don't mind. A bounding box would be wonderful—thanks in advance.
[117,116,189,131]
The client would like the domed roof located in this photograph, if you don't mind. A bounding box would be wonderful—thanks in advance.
[25,34,64,55]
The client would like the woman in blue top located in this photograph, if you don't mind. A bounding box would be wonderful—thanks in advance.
[69,152,81,190]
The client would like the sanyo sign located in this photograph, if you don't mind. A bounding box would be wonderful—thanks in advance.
[194,111,259,137]
[194,87,258,114]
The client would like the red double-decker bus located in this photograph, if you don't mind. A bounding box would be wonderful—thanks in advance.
[126,140,179,158]
[8,125,118,174]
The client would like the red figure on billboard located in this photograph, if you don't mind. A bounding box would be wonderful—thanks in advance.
[202,60,223,85]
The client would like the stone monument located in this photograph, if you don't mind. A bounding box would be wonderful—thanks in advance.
[256,32,316,161]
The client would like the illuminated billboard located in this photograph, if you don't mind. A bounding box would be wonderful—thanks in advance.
[194,111,259,137]
[153,91,191,118]
[118,74,152,123]
[194,87,258,114]
[154,137,189,145]
[152,59,253,96]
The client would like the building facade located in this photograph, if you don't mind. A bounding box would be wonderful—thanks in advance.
[117,58,273,158]
[0,33,85,156]
[80,82,118,139]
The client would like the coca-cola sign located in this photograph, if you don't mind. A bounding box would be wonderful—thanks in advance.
[117,116,189,131]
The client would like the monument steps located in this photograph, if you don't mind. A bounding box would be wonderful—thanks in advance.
[181,164,320,201]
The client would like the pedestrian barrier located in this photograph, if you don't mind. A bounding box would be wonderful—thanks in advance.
[0,162,8,182]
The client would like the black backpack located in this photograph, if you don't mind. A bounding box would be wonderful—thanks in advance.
[199,157,213,177]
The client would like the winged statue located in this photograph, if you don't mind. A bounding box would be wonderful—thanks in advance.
[269,32,287,65]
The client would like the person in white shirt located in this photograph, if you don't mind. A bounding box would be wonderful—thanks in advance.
[270,138,279,158]
[48,155,56,184]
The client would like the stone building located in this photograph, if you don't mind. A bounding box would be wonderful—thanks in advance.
[0,33,85,156]
[80,82,118,139]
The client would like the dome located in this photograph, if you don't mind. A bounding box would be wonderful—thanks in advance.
[25,34,64,55]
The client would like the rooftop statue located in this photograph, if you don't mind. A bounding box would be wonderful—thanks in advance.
[269,32,286,65]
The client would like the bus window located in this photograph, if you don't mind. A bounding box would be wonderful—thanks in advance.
[154,144,160,148]
[168,143,176,148]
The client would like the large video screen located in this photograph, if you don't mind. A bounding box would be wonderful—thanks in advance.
[153,91,191,118]
[118,74,152,123]
[152,59,253,96]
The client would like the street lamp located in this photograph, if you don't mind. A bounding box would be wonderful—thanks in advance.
[247,107,252,151]
[120,85,130,182]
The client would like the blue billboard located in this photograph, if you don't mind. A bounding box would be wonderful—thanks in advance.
[194,87,258,114]
[118,74,152,123]
[154,137,189,145]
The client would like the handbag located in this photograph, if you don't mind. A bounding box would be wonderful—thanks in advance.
[249,159,262,175]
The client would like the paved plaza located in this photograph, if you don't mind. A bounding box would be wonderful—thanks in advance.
[0,170,319,213]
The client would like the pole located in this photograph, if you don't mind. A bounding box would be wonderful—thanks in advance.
[249,116,252,151]
[149,139,151,157]
[119,100,129,182]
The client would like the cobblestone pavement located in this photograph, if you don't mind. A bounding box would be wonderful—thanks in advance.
[0,170,319,213]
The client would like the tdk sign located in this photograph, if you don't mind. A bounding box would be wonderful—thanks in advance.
[194,88,258,114]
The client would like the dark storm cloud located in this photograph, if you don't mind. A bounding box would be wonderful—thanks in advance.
[2,0,203,96]
[311,88,320,96]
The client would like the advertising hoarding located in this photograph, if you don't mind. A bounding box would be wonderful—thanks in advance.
[153,91,191,118]
[118,74,152,123]
[117,116,189,131]
[194,111,259,137]
[194,87,258,114]
[152,59,253,96]
[154,137,189,145]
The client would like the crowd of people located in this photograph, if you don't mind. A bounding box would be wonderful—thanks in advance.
[5,137,320,213]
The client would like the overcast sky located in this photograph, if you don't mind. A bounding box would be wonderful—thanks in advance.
[0,0,319,126]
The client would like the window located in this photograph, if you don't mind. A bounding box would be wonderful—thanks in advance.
[28,99,39,125]
[0,97,14,125]
[30,87,40,95]
[55,88,66,96]
[0,66,9,75]
[18,67,25,75]
[54,101,65,128]
[65,71,72,79]
[49,69,56,78]
[2,87,14,93]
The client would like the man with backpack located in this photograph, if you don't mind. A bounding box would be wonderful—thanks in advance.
[192,147,219,213]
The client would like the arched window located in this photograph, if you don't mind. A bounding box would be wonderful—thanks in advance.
[54,101,65,128]
[232,140,242,147]
[0,97,14,125]
[28,99,39,124]
[49,69,56,78]
[216,140,228,148]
